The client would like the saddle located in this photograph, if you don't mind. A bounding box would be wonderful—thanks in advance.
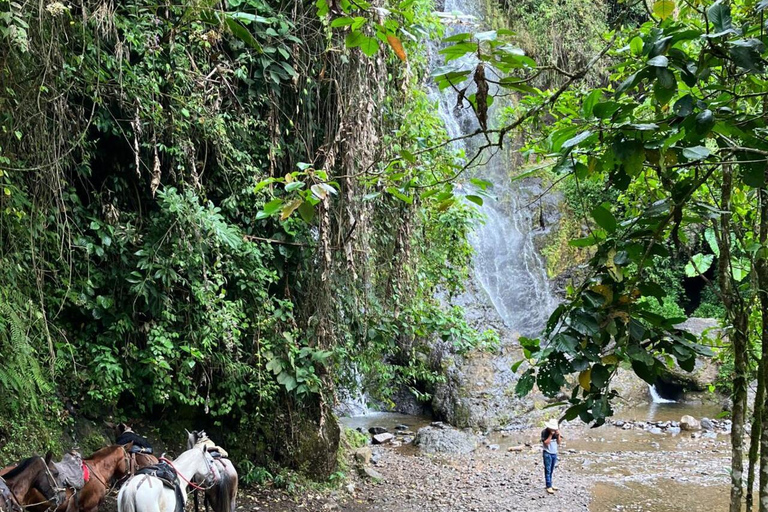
[135,462,184,512]
[0,478,21,512]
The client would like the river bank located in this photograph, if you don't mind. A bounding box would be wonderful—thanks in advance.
[236,402,732,512]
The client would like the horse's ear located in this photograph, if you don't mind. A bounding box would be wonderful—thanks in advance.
[123,441,134,451]
[44,451,53,465]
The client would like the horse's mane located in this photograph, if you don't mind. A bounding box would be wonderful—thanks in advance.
[86,444,121,461]
[3,457,40,479]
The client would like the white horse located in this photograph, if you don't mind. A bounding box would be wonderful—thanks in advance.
[117,447,219,512]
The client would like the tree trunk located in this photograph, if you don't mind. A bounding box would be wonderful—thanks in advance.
[757,185,768,512]
[718,165,748,512]
[749,369,765,512]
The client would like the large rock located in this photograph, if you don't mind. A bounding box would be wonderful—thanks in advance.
[414,426,478,455]
[372,433,394,445]
[701,418,715,431]
[681,415,701,431]
[358,466,384,481]
[353,447,372,464]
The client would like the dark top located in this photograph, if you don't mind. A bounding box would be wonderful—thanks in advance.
[116,430,153,450]
[540,428,561,454]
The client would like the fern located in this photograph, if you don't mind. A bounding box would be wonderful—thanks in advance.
[0,296,52,414]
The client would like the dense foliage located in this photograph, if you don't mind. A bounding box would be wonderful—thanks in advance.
[0,0,492,473]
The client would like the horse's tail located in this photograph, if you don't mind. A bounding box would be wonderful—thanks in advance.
[211,467,237,512]
[118,485,135,512]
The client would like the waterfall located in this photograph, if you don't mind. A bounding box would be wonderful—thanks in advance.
[648,384,676,404]
[336,371,372,417]
[430,0,558,338]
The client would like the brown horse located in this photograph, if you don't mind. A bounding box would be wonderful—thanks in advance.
[9,444,133,512]
[0,453,66,512]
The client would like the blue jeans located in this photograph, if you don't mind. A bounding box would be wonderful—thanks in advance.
[543,451,557,488]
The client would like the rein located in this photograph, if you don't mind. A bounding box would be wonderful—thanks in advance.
[158,457,216,492]
[3,458,66,512]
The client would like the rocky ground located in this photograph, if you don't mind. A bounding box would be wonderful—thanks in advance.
[232,409,733,512]
[238,443,590,512]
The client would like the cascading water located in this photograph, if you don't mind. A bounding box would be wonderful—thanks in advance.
[430,0,558,338]
[648,384,677,404]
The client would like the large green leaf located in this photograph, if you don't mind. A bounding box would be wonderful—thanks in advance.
[591,204,617,233]
[684,253,714,277]
[653,0,676,20]
[707,1,733,34]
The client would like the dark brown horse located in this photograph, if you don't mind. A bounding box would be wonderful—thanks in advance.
[8,444,133,512]
[0,453,66,512]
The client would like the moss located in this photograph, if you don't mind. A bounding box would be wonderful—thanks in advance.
[0,413,63,463]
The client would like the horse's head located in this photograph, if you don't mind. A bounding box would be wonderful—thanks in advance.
[37,452,66,507]
[194,446,220,489]
[186,430,208,450]
[116,442,135,477]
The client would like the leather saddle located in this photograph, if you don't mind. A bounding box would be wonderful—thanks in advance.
[135,462,184,512]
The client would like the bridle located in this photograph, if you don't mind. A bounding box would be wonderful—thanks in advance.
[4,457,67,512]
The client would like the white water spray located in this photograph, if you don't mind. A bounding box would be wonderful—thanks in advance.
[648,384,676,404]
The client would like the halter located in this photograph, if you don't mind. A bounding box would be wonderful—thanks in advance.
[158,454,218,493]
[4,457,67,512]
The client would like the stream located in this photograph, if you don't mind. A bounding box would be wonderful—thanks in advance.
[340,400,731,512]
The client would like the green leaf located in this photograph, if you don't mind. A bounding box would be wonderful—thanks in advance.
[515,371,535,397]
[330,16,354,27]
[562,130,593,150]
[707,1,732,34]
[256,198,283,219]
[591,204,617,233]
[359,35,380,57]
[653,0,675,20]
[297,201,315,223]
[386,187,414,204]
[682,146,710,161]
[647,55,668,67]
[590,364,610,389]
[629,36,644,56]
[225,17,263,52]
[582,90,602,118]
[732,258,751,282]
[685,253,714,277]
[705,229,720,257]
[466,195,483,206]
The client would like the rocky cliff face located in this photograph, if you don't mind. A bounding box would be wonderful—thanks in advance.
[428,179,564,429]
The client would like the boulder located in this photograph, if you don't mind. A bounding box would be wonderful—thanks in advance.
[701,418,715,431]
[353,447,372,465]
[358,466,384,481]
[395,424,409,431]
[368,426,388,435]
[681,415,701,431]
[414,426,478,455]
[372,433,394,445]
